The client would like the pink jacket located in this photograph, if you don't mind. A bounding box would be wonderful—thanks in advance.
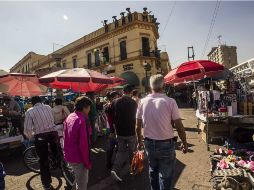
[63,111,92,169]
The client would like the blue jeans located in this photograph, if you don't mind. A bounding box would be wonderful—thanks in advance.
[144,139,176,190]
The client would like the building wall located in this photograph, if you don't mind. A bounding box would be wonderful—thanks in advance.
[10,12,164,92]
[10,52,45,73]
[207,45,237,69]
[54,26,158,91]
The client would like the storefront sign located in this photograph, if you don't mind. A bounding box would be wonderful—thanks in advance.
[123,64,133,71]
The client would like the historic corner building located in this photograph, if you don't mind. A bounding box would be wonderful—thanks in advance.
[10,8,171,92]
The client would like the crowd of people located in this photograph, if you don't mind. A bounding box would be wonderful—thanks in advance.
[8,74,188,190]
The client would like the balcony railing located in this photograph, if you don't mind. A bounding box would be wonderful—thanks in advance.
[139,49,161,58]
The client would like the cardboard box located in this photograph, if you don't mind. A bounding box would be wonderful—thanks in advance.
[199,121,229,143]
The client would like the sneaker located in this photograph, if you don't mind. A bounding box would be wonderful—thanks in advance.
[111,170,123,182]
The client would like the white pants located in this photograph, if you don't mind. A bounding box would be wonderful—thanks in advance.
[70,163,89,190]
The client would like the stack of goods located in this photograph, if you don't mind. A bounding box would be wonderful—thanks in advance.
[210,147,254,190]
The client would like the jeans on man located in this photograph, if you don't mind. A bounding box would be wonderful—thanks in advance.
[112,135,136,176]
[70,163,89,190]
[106,136,117,169]
[144,139,176,190]
[34,131,59,187]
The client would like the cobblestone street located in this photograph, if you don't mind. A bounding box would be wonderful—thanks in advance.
[2,109,212,190]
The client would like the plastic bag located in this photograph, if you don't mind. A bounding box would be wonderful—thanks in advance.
[130,150,144,175]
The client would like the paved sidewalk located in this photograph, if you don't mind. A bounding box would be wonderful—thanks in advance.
[2,109,212,190]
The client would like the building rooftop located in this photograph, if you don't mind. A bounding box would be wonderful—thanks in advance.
[207,45,237,57]
[10,51,45,71]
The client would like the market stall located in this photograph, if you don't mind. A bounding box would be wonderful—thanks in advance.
[0,73,47,150]
[195,72,254,150]
[0,95,23,150]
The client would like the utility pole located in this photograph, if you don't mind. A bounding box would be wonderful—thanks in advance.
[188,46,195,61]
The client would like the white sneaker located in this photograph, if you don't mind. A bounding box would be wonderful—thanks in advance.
[111,170,123,182]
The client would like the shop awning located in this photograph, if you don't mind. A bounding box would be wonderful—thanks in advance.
[120,71,140,86]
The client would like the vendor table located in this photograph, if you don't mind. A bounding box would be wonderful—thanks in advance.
[196,110,229,151]
[0,114,24,149]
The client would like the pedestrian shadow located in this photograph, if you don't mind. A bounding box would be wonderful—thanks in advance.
[0,146,30,176]
[173,159,186,187]
[112,158,186,190]
[25,173,63,190]
[184,127,201,133]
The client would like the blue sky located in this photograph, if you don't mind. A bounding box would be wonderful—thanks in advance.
[0,1,254,71]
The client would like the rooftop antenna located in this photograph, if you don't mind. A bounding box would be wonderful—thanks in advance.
[217,35,222,45]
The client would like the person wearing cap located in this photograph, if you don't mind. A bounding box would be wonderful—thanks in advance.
[136,74,188,190]
[111,84,138,181]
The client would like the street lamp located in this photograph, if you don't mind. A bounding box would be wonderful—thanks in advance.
[143,61,151,93]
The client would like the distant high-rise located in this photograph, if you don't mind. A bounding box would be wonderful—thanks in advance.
[207,45,237,69]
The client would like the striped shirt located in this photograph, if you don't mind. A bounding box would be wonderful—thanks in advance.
[24,103,56,139]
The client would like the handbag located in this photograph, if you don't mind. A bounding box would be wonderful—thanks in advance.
[130,150,144,175]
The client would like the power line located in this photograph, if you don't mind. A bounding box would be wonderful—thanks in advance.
[201,0,221,58]
[160,1,177,40]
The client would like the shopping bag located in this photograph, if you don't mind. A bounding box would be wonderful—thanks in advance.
[130,150,144,175]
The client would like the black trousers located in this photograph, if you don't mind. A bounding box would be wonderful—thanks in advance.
[34,131,59,187]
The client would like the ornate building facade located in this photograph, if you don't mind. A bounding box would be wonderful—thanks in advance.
[10,9,170,92]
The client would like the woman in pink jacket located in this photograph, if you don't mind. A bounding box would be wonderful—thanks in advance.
[64,96,92,190]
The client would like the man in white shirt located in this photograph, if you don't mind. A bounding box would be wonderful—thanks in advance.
[136,75,187,190]
[24,96,58,190]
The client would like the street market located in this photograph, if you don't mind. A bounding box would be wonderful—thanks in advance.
[0,59,253,190]
[1,2,254,190]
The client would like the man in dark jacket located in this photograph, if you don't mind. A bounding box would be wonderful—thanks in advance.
[111,85,137,181]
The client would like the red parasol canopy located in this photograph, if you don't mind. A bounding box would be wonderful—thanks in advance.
[39,68,113,93]
[83,76,127,92]
[164,60,224,84]
[107,76,127,88]
[0,73,47,97]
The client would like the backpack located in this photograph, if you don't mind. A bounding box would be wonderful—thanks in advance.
[0,162,6,190]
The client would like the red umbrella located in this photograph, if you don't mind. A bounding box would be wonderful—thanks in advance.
[107,76,127,88]
[86,76,127,92]
[0,73,47,96]
[39,68,113,93]
[164,60,224,84]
